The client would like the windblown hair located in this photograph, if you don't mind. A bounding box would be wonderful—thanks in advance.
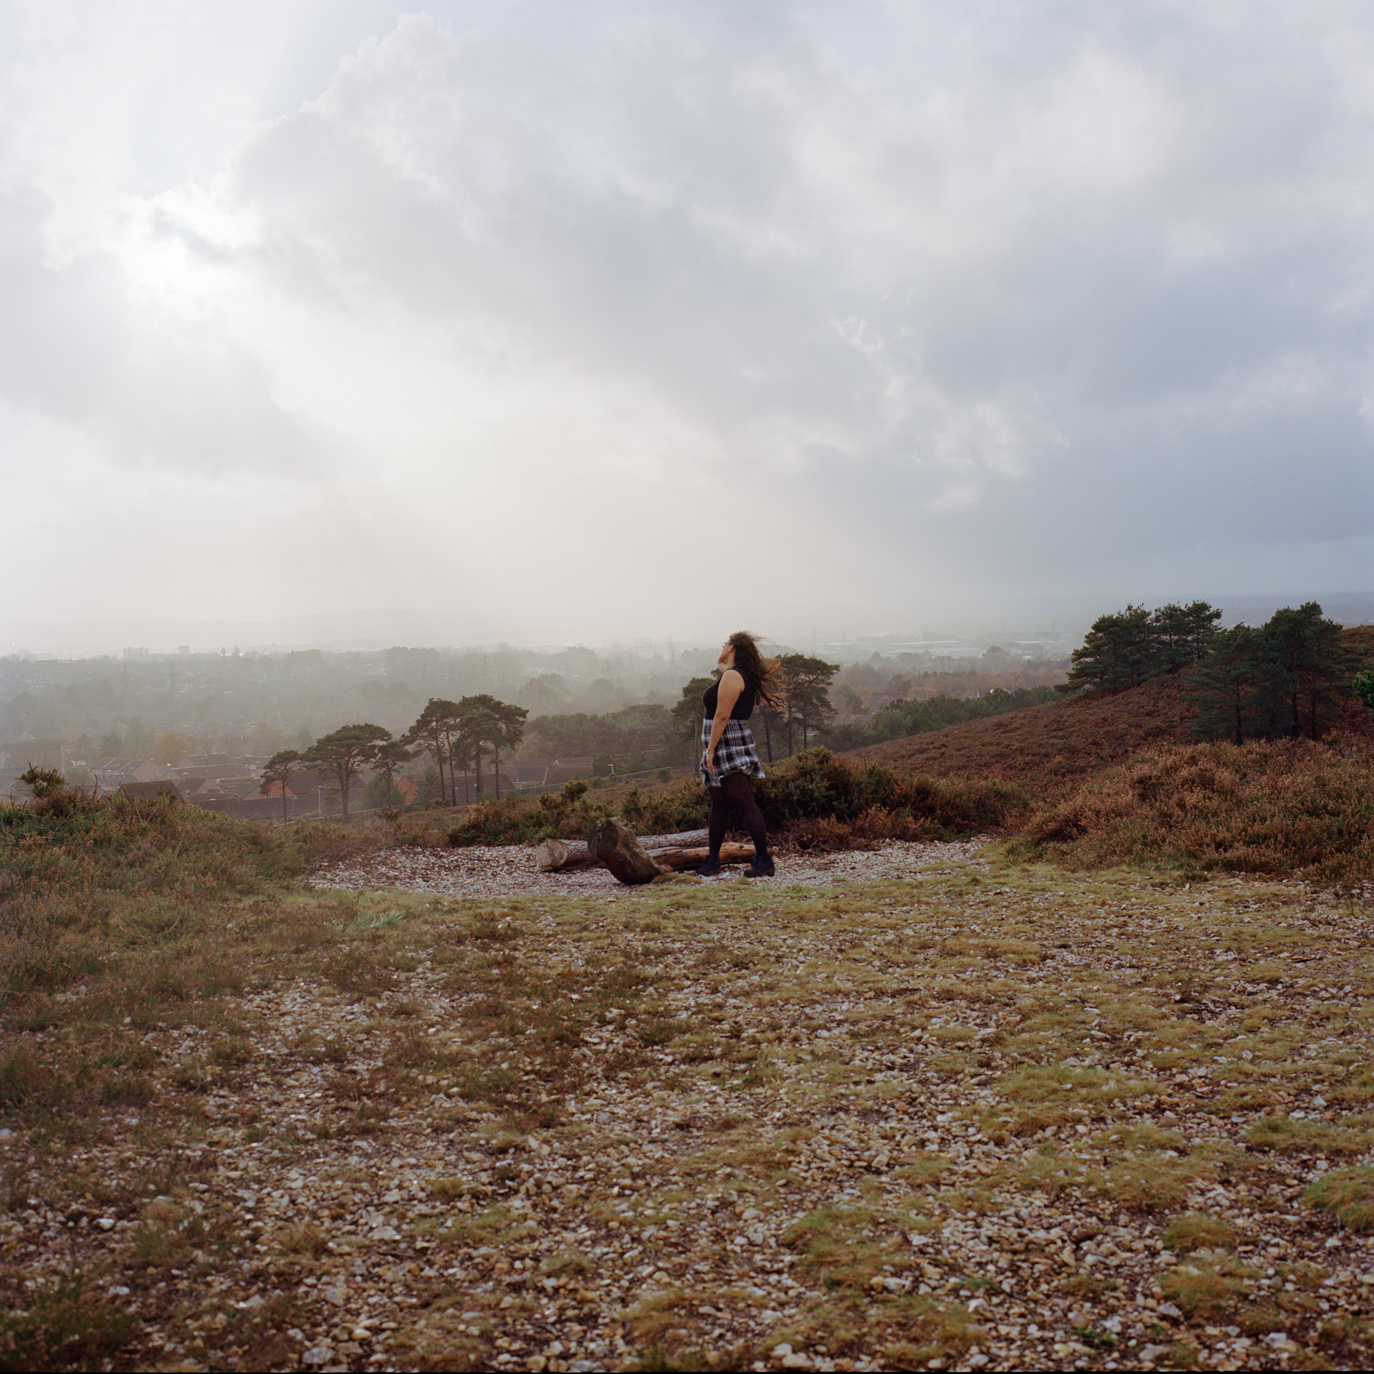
[728,631,785,712]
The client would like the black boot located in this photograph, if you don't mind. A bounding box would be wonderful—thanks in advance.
[744,855,774,878]
[698,857,722,877]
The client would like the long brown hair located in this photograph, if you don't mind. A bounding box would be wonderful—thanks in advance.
[728,631,784,712]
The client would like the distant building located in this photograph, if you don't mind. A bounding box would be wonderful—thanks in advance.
[118,780,182,803]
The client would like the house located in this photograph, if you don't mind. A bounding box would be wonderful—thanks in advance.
[119,780,182,803]
[542,758,594,786]
[0,739,65,772]
[510,760,552,788]
[96,759,177,791]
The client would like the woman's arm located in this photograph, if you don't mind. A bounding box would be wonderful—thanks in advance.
[704,669,745,774]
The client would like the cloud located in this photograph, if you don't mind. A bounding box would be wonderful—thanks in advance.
[2,0,1371,642]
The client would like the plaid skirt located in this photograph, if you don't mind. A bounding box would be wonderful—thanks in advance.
[700,717,765,788]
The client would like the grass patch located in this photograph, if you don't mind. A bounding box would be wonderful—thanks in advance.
[1305,1167,1374,1232]
[0,1270,135,1372]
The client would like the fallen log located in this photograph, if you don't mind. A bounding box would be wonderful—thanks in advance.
[535,833,753,875]
[589,817,664,885]
[654,843,753,870]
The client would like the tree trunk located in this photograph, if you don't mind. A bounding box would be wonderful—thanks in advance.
[589,817,664,885]
[493,744,501,800]
[538,833,749,875]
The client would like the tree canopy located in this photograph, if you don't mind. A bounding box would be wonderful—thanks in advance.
[302,723,391,821]
[1186,603,1362,742]
[1062,601,1221,695]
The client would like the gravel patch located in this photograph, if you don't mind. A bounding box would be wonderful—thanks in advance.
[309,838,993,899]
[5,852,1372,1372]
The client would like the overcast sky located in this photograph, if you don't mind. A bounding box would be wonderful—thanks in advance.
[3,0,1371,652]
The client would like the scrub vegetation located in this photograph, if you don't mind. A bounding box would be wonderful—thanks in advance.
[3,815,1374,1372]
[2,631,1373,1371]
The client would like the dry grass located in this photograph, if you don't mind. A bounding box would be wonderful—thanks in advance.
[4,847,1373,1371]
[1021,740,1374,885]
[853,670,1200,804]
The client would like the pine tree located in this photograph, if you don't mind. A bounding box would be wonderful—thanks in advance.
[303,724,391,821]
[262,749,305,825]
[403,699,461,806]
[779,654,840,752]
[1185,627,1263,745]
[1151,601,1222,672]
[1256,603,1359,739]
[1061,605,1160,694]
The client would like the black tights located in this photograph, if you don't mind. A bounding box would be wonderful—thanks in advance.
[708,772,769,861]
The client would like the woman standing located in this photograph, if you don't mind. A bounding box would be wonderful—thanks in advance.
[700,631,783,878]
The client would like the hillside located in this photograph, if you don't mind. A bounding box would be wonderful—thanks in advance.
[849,670,1194,803]
[848,624,1373,805]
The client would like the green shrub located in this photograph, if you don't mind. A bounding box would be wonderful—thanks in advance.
[444,748,1020,848]
[756,748,1024,839]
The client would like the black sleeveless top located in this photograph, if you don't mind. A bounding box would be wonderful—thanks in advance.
[703,674,756,720]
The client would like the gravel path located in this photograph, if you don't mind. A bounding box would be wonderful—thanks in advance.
[309,839,994,899]
[5,846,1372,1372]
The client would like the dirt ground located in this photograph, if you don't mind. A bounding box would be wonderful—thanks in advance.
[4,841,1373,1371]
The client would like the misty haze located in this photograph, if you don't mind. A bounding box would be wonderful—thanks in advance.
[5,4,1374,1372]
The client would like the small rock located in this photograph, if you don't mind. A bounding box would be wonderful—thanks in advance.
[97,1218,115,1230]
[321,1286,347,1306]
[1140,1346,1171,1364]
[301,1345,333,1366]
[1157,1301,1183,1319]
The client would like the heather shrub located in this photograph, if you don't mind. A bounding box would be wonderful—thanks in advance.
[756,748,1024,839]
[0,793,384,992]
[444,747,1022,848]
[1022,740,1374,883]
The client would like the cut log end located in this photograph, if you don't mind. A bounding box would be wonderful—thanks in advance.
[589,817,665,886]
[535,838,569,872]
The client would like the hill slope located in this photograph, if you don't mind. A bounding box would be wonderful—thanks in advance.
[848,624,1373,805]
[849,670,1194,803]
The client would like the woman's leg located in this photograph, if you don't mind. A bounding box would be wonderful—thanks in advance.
[707,782,732,861]
[717,772,769,860]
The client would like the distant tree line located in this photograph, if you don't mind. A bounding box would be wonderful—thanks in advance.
[825,684,1062,749]
[1061,599,1367,744]
[529,653,1069,770]
[264,693,529,820]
